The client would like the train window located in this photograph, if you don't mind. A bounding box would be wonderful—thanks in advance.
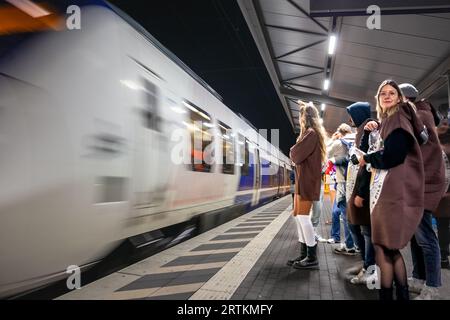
[184,100,213,173]
[218,121,235,175]
[237,134,249,176]
[142,79,160,132]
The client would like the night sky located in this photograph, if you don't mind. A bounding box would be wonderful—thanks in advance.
[109,0,296,155]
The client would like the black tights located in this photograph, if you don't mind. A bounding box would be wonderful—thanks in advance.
[374,244,407,288]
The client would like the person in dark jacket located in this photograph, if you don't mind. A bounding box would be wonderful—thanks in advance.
[399,83,446,300]
[358,80,425,300]
[345,102,377,285]
[288,101,327,269]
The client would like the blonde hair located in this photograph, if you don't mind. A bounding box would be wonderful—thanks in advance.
[298,101,327,162]
[337,123,352,136]
[375,79,407,119]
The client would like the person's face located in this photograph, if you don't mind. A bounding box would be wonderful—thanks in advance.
[349,117,355,127]
[379,84,401,110]
[437,117,449,135]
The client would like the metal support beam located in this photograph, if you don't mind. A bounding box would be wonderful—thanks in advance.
[276,59,324,70]
[416,55,450,99]
[238,0,295,130]
[275,39,326,60]
[283,82,322,92]
[265,24,327,37]
[310,0,450,17]
[283,70,324,83]
[286,0,328,32]
[280,86,354,108]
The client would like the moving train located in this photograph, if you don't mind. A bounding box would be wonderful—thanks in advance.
[0,1,292,298]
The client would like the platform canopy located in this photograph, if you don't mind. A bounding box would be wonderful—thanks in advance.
[238,0,450,134]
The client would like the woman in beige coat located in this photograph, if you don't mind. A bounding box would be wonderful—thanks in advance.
[288,102,327,269]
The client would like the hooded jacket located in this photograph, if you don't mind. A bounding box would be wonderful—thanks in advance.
[347,102,372,128]
[345,102,372,225]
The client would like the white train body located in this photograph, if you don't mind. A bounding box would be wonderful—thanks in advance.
[0,3,291,298]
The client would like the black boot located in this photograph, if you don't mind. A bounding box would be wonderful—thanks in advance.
[396,284,410,300]
[293,244,318,269]
[379,287,394,300]
[287,242,307,266]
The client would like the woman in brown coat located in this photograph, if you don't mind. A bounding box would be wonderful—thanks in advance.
[288,101,327,269]
[359,80,425,300]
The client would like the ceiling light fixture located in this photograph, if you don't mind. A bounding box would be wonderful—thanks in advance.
[328,35,337,55]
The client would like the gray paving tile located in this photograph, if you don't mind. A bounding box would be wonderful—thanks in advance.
[230,196,382,300]
[225,227,265,233]
[145,292,195,300]
[168,268,220,286]
[163,252,237,266]
[117,277,173,291]
[211,233,259,240]
[191,241,249,251]
[201,252,237,263]
[236,222,269,227]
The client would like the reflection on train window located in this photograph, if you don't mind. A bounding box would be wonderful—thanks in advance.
[183,100,213,172]
[238,134,249,176]
[218,121,235,175]
[142,79,160,132]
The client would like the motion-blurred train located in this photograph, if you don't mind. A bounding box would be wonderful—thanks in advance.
[0,1,292,298]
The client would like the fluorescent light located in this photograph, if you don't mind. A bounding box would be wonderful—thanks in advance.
[323,79,330,91]
[6,0,50,18]
[321,103,326,111]
[328,35,337,55]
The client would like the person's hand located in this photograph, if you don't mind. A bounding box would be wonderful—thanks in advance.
[358,156,366,166]
[331,132,341,140]
[354,196,364,208]
[364,121,379,131]
[437,119,449,135]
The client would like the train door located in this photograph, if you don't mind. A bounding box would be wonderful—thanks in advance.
[132,73,170,212]
[251,148,261,206]
[276,159,281,197]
